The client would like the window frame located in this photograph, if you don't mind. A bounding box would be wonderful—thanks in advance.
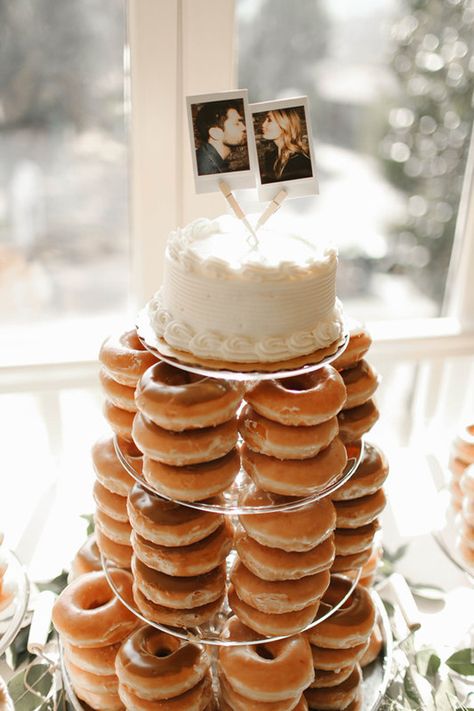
[1,0,473,395]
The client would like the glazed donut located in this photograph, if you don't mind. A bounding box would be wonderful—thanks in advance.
[143,449,240,502]
[63,639,122,675]
[133,583,225,628]
[0,676,14,711]
[219,674,302,711]
[93,480,128,522]
[228,584,319,637]
[118,673,212,711]
[99,329,157,387]
[65,658,118,693]
[332,326,372,371]
[332,443,388,501]
[460,464,474,498]
[462,497,474,526]
[244,366,347,427]
[95,527,133,569]
[116,626,209,700]
[359,624,383,667]
[219,617,314,702]
[449,454,468,480]
[334,489,386,529]
[309,664,354,688]
[95,508,131,546]
[99,367,137,412]
[239,406,339,460]
[52,570,137,647]
[334,520,380,556]
[69,535,101,580]
[0,580,15,614]
[450,478,463,509]
[337,400,379,443]
[331,546,373,573]
[92,435,135,496]
[452,424,474,465]
[132,555,226,609]
[231,559,330,614]
[340,360,378,409]
[241,439,348,497]
[131,519,233,577]
[306,579,376,649]
[133,412,238,466]
[103,399,135,441]
[235,530,335,581]
[239,489,336,553]
[305,665,362,710]
[311,641,369,672]
[127,483,223,546]
[72,684,122,710]
[135,362,244,431]
[458,537,474,568]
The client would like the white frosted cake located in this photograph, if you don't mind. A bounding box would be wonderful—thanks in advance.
[147,215,344,363]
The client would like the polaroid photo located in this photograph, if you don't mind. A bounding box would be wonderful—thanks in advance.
[250,96,319,200]
[186,89,257,195]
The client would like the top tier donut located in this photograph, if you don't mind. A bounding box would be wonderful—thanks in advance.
[147,215,344,365]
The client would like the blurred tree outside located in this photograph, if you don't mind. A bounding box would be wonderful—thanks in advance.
[381,0,474,305]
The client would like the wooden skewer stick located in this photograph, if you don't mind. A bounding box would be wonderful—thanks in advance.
[218,180,258,243]
[255,188,288,231]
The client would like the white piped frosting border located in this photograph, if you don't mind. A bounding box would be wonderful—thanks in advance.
[148,216,345,363]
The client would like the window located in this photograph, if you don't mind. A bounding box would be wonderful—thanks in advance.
[237,0,474,321]
[0,0,129,365]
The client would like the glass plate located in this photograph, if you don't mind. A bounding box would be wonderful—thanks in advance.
[362,589,394,710]
[101,554,361,647]
[136,307,349,382]
[114,435,364,515]
[432,488,474,583]
[0,550,30,656]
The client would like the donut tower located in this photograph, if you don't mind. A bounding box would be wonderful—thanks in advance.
[93,330,158,571]
[448,423,474,570]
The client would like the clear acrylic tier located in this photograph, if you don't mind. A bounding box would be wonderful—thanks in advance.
[432,488,474,583]
[0,550,30,656]
[101,553,362,647]
[114,435,364,515]
[136,307,349,381]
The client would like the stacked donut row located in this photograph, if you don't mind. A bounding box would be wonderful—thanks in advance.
[53,570,138,710]
[333,329,379,444]
[330,327,385,587]
[304,578,378,711]
[331,443,388,575]
[92,436,135,569]
[128,482,233,627]
[231,493,336,636]
[99,329,158,443]
[448,423,474,569]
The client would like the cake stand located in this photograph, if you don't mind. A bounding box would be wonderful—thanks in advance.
[0,550,30,656]
[432,488,474,583]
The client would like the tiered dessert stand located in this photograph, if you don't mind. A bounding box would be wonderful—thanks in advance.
[63,321,393,709]
[433,487,474,584]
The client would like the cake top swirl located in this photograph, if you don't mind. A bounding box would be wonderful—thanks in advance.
[166,215,336,282]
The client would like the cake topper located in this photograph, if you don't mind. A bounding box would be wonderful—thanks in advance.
[186,90,319,235]
[186,89,257,195]
[250,96,319,201]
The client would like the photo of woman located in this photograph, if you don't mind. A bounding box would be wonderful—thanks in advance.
[260,108,312,182]
[251,98,318,198]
